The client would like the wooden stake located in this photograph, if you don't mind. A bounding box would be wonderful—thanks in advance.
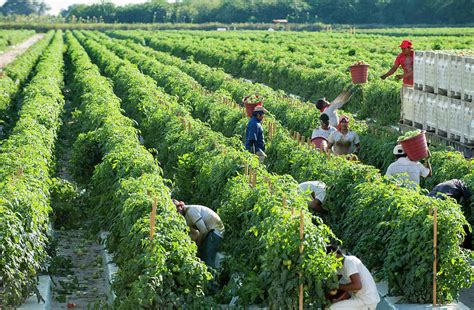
[299,210,304,310]
[248,167,253,185]
[252,170,257,187]
[149,197,157,241]
[301,136,305,146]
[433,207,438,307]
[268,122,273,140]
[282,195,287,209]
[296,132,300,143]
[245,161,249,176]
[187,121,191,132]
[272,123,276,136]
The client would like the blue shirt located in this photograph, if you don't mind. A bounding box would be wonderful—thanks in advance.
[245,116,265,153]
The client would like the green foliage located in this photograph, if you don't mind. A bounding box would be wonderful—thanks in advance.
[0,31,53,121]
[61,0,473,24]
[0,30,63,306]
[85,29,474,303]
[50,178,85,229]
[65,31,212,307]
[73,30,340,307]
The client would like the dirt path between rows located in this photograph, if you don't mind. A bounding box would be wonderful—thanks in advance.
[0,34,45,69]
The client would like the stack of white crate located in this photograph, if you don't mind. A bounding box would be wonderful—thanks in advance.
[407,51,474,144]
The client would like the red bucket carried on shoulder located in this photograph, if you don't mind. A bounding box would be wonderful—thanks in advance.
[311,137,328,151]
[349,61,369,84]
[398,130,428,161]
[243,95,263,117]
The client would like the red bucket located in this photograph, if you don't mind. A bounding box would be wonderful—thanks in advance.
[349,64,369,84]
[399,131,428,161]
[245,101,263,117]
[311,137,328,151]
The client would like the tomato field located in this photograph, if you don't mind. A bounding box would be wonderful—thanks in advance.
[0,28,473,308]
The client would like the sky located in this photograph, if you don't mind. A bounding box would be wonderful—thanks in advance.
[45,0,148,15]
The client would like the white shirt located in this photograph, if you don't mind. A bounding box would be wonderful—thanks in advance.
[184,205,224,237]
[340,256,380,305]
[385,157,430,188]
[298,181,326,203]
[322,100,345,127]
[328,130,360,155]
[311,126,336,140]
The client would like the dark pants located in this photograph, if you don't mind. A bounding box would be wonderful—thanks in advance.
[198,230,223,268]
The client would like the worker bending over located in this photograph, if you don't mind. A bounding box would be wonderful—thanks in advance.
[298,181,327,214]
[173,199,224,268]
[385,144,431,189]
[428,179,472,249]
[327,245,380,310]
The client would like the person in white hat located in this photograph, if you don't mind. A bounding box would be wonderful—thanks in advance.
[245,105,268,163]
[298,181,327,214]
[385,144,431,189]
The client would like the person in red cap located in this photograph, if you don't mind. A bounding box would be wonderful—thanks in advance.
[380,40,414,87]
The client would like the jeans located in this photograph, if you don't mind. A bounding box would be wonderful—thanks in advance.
[199,230,223,268]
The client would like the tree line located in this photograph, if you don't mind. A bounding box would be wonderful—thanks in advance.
[2,0,473,25]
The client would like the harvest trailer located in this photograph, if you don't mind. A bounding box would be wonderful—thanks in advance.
[400,51,474,157]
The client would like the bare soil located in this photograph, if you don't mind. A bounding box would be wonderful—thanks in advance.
[0,34,45,69]
[49,228,108,309]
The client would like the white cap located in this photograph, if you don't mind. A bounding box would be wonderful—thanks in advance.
[393,144,406,155]
[298,181,327,203]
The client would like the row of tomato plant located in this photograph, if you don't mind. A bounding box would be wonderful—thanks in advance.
[73,30,342,307]
[84,30,473,303]
[136,30,471,125]
[0,31,54,123]
[64,31,213,308]
[0,29,35,51]
[108,30,402,125]
[103,30,472,189]
[0,31,64,306]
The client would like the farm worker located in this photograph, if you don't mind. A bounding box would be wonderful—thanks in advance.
[380,40,414,87]
[245,106,268,163]
[428,179,472,249]
[385,144,432,189]
[173,199,224,268]
[298,181,327,214]
[315,87,354,128]
[326,244,380,310]
[311,114,336,152]
[327,115,360,156]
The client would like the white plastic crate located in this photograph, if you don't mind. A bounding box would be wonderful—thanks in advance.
[414,51,425,87]
[424,52,437,89]
[449,55,464,96]
[424,93,437,130]
[462,100,474,143]
[448,98,463,139]
[436,53,450,91]
[437,96,450,134]
[464,57,474,101]
[413,89,425,126]
[401,87,415,122]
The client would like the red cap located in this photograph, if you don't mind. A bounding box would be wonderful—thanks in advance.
[400,40,412,49]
